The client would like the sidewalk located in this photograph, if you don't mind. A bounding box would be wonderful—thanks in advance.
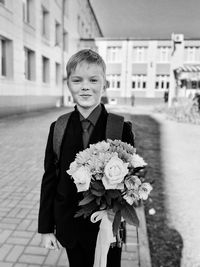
[0,108,147,267]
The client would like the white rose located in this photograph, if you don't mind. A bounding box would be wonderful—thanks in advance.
[67,161,78,176]
[102,156,129,189]
[138,183,152,200]
[94,141,110,151]
[71,166,91,192]
[131,154,147,168]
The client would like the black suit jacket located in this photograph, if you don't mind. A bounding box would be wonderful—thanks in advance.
[38,105,135,248]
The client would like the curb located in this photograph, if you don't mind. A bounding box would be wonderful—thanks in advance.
[137,205,152,267]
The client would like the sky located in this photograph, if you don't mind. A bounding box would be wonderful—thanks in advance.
[90,0,200,39]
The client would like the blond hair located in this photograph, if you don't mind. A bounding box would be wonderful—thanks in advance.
[66,49,106,79]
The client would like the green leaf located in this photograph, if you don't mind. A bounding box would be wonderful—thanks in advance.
[91,188,105,197]
[90,181,106,196]
[121,204,139,227]
[91,180,105,190]
[74,200,98,218]
[113,210,121,236]
[79,194,95,206]
[104,193,112,206]
[113,201,123,213]
[107,190,121,199]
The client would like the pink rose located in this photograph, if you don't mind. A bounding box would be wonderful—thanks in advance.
[138,183,152,200]
[102,156,129,189]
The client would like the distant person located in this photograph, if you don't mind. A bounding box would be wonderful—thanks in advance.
[131,93,135,106]
[164,91,169,103]
[38,49,135,267]
[193,92,200,112]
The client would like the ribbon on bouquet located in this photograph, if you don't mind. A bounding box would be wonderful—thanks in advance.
[91,210,116,267]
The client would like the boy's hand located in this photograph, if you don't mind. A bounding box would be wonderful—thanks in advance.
[42,233,61,250]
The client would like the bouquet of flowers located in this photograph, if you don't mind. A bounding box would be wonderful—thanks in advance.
[67,139,152,267]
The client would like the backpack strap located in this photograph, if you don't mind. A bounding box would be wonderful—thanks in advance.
[53,111,124,163]
[106,113,124,140]
[53,112,72,163]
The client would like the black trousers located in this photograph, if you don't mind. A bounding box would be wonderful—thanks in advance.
[66,241,122,267]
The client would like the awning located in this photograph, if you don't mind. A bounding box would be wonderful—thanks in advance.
[176,65,200,73]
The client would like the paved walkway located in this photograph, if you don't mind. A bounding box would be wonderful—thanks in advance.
[0,108,139,267]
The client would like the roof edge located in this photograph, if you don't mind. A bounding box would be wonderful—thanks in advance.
[88,0,103,37]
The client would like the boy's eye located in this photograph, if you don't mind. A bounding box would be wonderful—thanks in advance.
[71,79,81,83]
[90,79,98,83]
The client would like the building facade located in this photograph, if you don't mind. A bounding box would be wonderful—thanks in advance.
[94,36,200,105]
[0,0,102,116]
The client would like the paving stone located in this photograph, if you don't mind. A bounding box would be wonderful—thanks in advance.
[0,262,14,267]
[121,251,138,261]
[24,246,48,256]
[12,231,34,239]
[5,245,25,262]
[0,223,17,230]
[0,230,13,244]
[13,264,28,267]
[0,244,13,261]
[6,237,30,246]
[29,234,42,246]
[19,254,45,265]
[121,259,139,267]
[16,220,32,231]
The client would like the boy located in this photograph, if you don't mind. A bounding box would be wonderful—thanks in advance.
[38,49,135,267]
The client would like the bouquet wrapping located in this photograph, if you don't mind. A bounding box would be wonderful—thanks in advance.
[67,139,152,267]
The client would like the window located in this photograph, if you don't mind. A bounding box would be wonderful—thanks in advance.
[155,75,170,90]
[132,75,147,90]
[184,46,200,62]
[0,38,13,78]
[63,31,68,52]
[55,63,61,85]
[63,0,68,16]
[106,74,121,89]
[77,15,81,34]
[1,39,6,76]
[132,47,148,62]
[106,47,122,62]
[42,56,50,83]
[156,46,171,62]
[81,22,85,37]
[42,6,49,39]
[55,21,61,46]
[24,47,35,81]
[23,0,30,23]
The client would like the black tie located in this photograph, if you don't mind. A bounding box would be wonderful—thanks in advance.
[82,120,90,149]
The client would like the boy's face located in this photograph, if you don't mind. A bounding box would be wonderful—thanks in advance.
[67,61,106,111]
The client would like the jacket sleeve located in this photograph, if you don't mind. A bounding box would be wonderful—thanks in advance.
[38,122,58,234]
[122,121,135,147]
